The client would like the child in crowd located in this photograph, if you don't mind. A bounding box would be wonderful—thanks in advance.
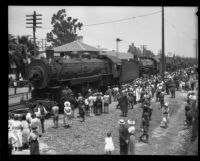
[104,132,114,155]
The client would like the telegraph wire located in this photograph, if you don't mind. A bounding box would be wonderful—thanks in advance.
[9,10,162,31]
[83,10,161,27]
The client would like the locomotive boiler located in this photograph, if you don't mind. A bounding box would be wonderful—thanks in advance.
[27,51,123,104]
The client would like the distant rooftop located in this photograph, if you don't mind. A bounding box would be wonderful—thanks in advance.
[54,40,101,53]
[100,51,133,60]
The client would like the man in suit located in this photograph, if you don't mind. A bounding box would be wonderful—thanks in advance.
[170,81,176,98]
[118,119,129,155]
[119,92,129,117]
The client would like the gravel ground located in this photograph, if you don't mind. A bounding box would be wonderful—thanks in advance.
[12,91,198,155]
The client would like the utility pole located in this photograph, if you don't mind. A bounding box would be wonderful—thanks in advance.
[196,39,198,67]
[40,39,47,51]
[194,39,198,66]
[162,6,165,81]
[116,38,122,58]
[41,39,43,51]
[26,11,42,56]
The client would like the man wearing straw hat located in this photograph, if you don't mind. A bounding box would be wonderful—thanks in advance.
[118,119,129,155]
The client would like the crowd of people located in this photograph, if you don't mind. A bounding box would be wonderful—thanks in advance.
[8,103,48,155]
[8,65,198,155]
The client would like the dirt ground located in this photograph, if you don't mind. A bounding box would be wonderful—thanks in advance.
[12,90,198,155]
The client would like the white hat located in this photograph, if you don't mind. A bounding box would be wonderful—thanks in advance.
[191,95,197,101]
[188,95,193,99]
[118,119,125,125]
[164,103,168,106]
[64,106,72,115]
[128,126,135,134]
[127,120,136,125]
[188,91,193,94]
[162,117,167,123]
[64,101,71,107]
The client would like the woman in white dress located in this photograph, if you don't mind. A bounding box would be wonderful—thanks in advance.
[8,113,15,130]
[104,132,114,155]
[136,86,141,103]
[21,114,30,149]
[12,115,23,151]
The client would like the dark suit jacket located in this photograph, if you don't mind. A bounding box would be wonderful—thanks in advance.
[119,125,129,146]
[119,96,128,113]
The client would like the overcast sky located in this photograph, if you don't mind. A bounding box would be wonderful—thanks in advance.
[8,6,198,57]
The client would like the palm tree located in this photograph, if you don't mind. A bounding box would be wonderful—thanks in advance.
[8,34,38,80]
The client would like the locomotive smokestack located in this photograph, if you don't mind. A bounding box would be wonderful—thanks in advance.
[46,49,54,63]
[46,49,54,59]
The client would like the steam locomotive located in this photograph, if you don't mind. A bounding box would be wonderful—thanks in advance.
[26,50,159,108]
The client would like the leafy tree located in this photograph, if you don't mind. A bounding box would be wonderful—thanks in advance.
[143,49,155,57]
[128,43,142,60]
[46,9,83,47]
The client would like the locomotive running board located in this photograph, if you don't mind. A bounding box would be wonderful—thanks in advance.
[58,74,112,82]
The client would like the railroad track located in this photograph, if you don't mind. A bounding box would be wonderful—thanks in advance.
[9,92,31,98]
[9,102,28,114]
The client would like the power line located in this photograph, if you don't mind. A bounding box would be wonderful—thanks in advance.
[10,10,161,31]
[83,10,161,27]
